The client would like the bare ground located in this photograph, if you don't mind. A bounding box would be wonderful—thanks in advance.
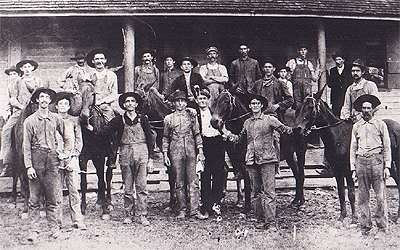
[1,187,400,250]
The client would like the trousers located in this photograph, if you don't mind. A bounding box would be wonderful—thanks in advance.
[0,110,21,164]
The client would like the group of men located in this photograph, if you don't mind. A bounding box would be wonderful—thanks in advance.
[0,42,391,239]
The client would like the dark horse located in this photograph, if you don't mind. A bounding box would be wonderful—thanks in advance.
[210,90,308,210]
[297,86,400,222]
[79,82,118,218]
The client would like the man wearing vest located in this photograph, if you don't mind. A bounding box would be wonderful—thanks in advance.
[199,46,229,106]
[160,56,181,96]
[135,49,160,97]
[350,94,390,236]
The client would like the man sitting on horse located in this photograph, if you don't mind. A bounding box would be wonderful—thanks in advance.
[24,87,73,241]
[1,59,48,176]
[163,90,207,220]
[222,94,298,230]
[134,49,160,98]
[87,92,154,226]
[350,94,391,236]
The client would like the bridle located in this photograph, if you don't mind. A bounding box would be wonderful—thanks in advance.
[221,90,251,123]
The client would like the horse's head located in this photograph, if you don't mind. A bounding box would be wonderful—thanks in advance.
[79,81,95,123]
[210,89,237,130]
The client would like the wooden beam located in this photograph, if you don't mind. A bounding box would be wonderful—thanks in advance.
[123,19,135,92]
[317,19,327,92]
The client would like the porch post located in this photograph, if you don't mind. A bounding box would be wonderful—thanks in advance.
[317,19,327,92]
[123,19,135,92]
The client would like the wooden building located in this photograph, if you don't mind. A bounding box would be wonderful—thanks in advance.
[0,0,399,119]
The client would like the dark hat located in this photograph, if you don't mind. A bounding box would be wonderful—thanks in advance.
[351,59,366,71]
[277,65,291,72]
[331,52,346,61]
[296,41,310,49]
[262,57,276,66]
[16,59,39,72]
[70,51,86,60]
[169,90,188,102]
[118,92,143,110]
[197,88,211,99]
[248,94,268,110]
[140,48,156,57]
[177,57,198,68]
[4,66,19,75]
[30,87,57,104]
[205,46,219,54]
[54,91,74,104]
[86,48,109,68]
[353,94,381,112]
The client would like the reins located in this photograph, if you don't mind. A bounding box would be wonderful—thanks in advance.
[310,120,344,131]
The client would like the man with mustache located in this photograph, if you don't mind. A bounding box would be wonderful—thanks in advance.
[229,44,261,94]
[134,49,160,97]
[58,51,93,93]
[23,88,73,241]
[341,59,378,122]
[350,94,390,236]
[199,46,228,106]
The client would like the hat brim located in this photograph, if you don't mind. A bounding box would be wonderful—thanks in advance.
[248,94,268,110]
[178,58,198,68]
[353,94,381,112]
[16,60,39,72]
[4,68,19,75]
[119,92,143,110]
[54,92,75,104]
[30,88,57,104]
[86,49,109,68]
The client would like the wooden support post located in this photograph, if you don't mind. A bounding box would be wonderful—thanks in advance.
[317,19,327,92]
[123,19,135,92]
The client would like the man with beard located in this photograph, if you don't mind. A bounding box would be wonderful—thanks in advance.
[199,46,228,106]
[229,44,261,94]
[327,53,352,117]
[350,94,390,236]
[0,60,47,176]
[58,51,93,93]
[24,88,73,241]
[135,50,160,97]
[341,59,378,122]
[160,56,181,96]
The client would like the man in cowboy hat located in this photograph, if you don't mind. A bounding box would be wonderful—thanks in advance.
[229,43,261,94]
[222,94,298,230]
[160,55,181,96]
[134,49,160,97]
[87,92,154,226]
[163,90,207,220]
[168,57,205,108]
[23,87,73,241]
[341,59,379,122]
[0,59,48,176]
[54,92,87,230]
[58,51,93,93]
[86,48,118,122]
[327,53,352,117]
[350,94,390,236]
[199,46,228,106]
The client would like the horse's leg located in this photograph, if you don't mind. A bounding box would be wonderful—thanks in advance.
[20,172,30,218]
[12,172,18,205]
[105,165,113,211]
[243,168,251,214]
[296,150,306,206]
[79,158,88,215]
[93,157,107,213]
[335,175,347,221]
[346,174,357,223]
[286,153,300,205]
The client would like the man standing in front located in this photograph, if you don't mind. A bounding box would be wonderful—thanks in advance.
[163,90,207,220]
[134,50,160,97]
[229,44,261,94]
[350,94,391,236]
[327,53,352,117]
[341,59,379,122]
[222,94,296,230]
[199,46,228,106]
[24,88,73,242]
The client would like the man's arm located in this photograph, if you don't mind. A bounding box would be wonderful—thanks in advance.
[23,119,33,169]
[72,119,83,157]
[213,65,229,84]
[141,115,156,159]
[57,117,73,158]
[162,116,172,154]
[349,126,358,171]
[199,65,213,85]
[276,82,294,112]
[381,122,392,169]
[9,80,24,110]
[255,61,262,81]
[340,87,352,119]
[229,61,238,90]
[98,72,118,104]
[270,116,293,134]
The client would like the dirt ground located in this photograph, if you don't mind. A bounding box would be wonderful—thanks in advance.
[1,186,400,250]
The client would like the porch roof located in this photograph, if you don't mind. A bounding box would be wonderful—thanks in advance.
[0,0,399,20]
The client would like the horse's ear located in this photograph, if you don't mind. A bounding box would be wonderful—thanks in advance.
[314,84,327,100]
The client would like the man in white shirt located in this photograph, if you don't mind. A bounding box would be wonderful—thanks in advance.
[199,46,228,106]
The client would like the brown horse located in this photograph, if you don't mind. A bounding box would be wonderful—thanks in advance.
[296,86,400,222]
[79,81,118,218]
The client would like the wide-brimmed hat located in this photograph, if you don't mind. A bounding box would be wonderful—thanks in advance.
[169,90,188,102]
[248,94,268,110]
[118,92,143,110]
[197,87,211,99]
[205,46,219,54]
[140,48,156,57]
[4,66,19,75]
[70,51,86,60]
[276,65,291,72]
[30,87,57,104]
[296,41,310,49]
[86,48,109,68]
[16,59,39,72]
[353,94,381,112]
[54,91,74,104]
[331,52,346,61]
[351,59,366,71]
[177,57,198,68]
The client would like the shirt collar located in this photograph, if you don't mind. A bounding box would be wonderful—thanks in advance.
[124,112,139,125]
[36,111,53,120]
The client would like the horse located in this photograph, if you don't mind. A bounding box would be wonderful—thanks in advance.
[210,89,309,211]
[79,81,119,219]
[296,85,400,222]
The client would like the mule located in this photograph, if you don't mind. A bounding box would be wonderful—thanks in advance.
[297,85,400,222]
[210,90,309,211]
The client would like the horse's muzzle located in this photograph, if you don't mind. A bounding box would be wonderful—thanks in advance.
[211,115,223,130]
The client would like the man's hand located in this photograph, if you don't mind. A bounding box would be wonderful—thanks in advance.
[384,168,390,179]
[164,153,171,167]
[351,170,357,182]
[271,104,280,112]
[197,152,205,162]
[86,124,94,131]
[27,167,37,180]
[147,158,154,173]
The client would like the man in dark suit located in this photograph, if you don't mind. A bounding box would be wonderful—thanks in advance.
[328,53,352,116]
[167,57,204,108]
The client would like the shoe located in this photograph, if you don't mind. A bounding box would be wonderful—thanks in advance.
[176,211,186,219]
[27,231,39,243]
[194,211,209,220]
[212,204,221,216]
[316,167,334,178]
[73,222,87,230]
[140,216,150,226]
[123,217,133,224]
